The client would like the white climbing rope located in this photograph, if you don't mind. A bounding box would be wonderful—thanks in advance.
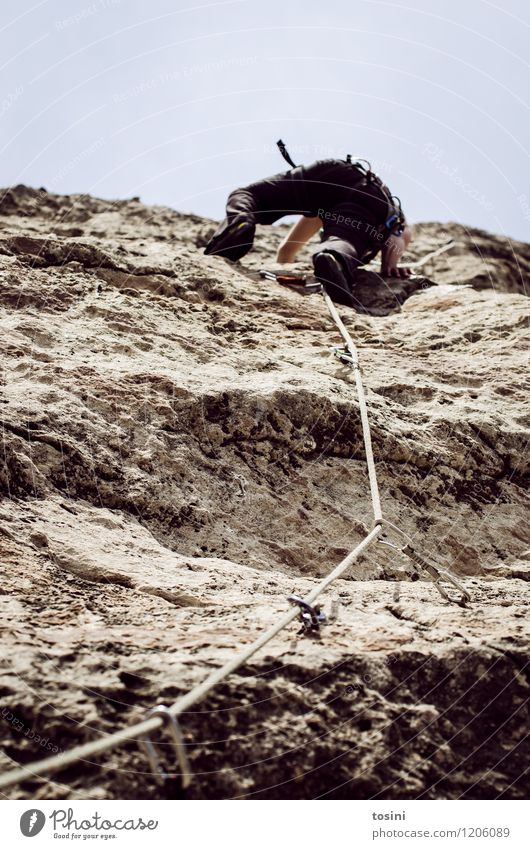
[410,239,455,269]
[0,526,381,791]
[0,279,469,793]
[323,291,382,524]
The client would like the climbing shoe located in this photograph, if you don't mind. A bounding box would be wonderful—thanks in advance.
[204,215,255,261]
[313,251,355,308]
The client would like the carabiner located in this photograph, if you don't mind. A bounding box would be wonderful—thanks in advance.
[401,545,470,607]
[377,527,471,607]
[140,704,192,789]
[287,594,327,634]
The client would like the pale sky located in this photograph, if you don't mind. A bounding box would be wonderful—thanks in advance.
[2,0,529,240]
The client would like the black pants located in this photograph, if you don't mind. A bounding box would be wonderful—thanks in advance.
[206,161,377,281]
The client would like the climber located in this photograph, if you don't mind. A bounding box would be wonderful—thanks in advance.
[204,143,413,308]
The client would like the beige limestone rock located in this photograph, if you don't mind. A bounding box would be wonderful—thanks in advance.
[0,186,528,799]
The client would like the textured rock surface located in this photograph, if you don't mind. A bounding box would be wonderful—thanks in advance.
[0,185,528,800]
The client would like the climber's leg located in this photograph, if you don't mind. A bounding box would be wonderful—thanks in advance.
[204,166,309,261]
[312,198,376,306]
[203,188,258,261]
[312,236,364,308]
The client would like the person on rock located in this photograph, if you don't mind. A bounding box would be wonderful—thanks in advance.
[204,149,413,308]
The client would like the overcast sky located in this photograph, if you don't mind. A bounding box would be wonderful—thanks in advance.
[2,0,529,240]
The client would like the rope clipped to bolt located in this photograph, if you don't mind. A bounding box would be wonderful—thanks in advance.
[0,280,471,793]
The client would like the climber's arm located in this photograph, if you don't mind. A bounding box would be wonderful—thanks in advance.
[276,216,322,263]
[380,224,413,278]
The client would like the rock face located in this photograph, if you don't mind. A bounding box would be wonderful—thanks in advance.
[0,185,528,800]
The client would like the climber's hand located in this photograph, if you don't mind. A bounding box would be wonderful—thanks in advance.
[380,225,413,279]
[381,264,413,279]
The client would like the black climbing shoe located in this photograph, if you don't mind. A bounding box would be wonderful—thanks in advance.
[204,216,255,261]
[313,251,355,308]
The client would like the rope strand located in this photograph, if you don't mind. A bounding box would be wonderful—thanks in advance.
[0,280,468,793]
[0,527,381,791]
[323,292,382,523]
[0,292,385,791]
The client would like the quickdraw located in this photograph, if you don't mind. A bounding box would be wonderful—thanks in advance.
[329,344,361,369]
[287,594,327,634]
[260,269,322,294]
[378,536,470,607]
[140,704,192,789]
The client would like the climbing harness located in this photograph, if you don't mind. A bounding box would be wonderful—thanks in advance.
[287,594,327,633]
[276,139,405,243]
[344,157,406,238]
